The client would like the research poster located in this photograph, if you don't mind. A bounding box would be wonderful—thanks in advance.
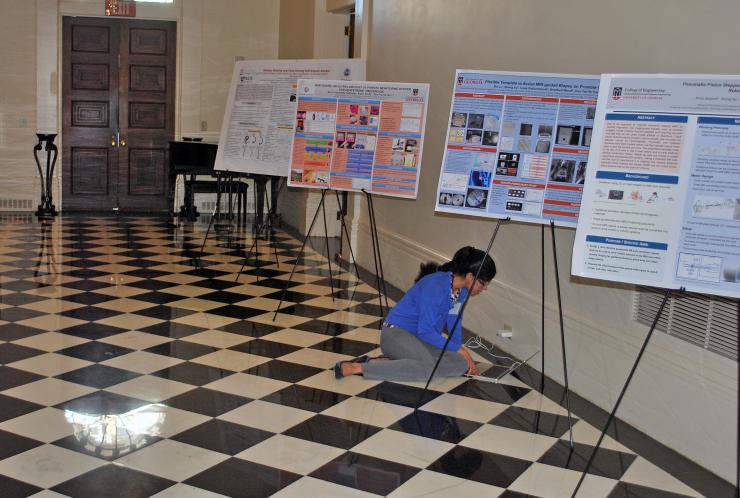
[435,71,600,227]
[288,79,429,198]
[572,74,740,299]
[214,59,365,176]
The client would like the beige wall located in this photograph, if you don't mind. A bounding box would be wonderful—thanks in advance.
[0,0,38,210]
[278,0,315,59]
[356,0,739,483]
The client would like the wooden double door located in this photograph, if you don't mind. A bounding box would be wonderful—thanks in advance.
[62,16,176,211]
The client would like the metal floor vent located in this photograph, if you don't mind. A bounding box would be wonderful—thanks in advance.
[633,286,738,360]
[0,199,34,211]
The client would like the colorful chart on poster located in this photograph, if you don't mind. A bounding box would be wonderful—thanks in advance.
[572,74,740,298]
[288,79,429,198]
[434,71,600,227]
[215,59,365,176]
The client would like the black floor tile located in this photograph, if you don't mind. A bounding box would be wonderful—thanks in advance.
[229,338,301,358]
[0,366,44,391]
[345,302,385,316]
[0,280,43,292]
[310,451,419,496]
[126,280,176,292]
[55,391,150,415]
[0,307,44,322]
[331,289,378,301]
[538,440,636,480]
[187,279,240,291]
[279,303,333,319]
[183,268,230,279]
[428,446,532,488]
[151,362,234,385]
[52,464,175,498]
[0,343,46,364]
[61,292,116,306]
[0,428,43,459]
[194,290,245,304]
[357,381,441,408]
[53,433,161,461]
[310,337,377,357]
[244,359,323,383]
[262,290,318,303]
[130,290,182,303]
[60,323,127,340]
[60,306,120,322]
[284,414,382,450]
[218,320,281,337]
[293,319,356,335]
[0,473,43,498]
[172,419,273,455]
[608,482,697,498]
[140,321,205,339]
[0,323,46,341]
[450,379,531,405]
[209,305,265,320]
[261,384,349,413]
[0,394,44,422]
[163,387,251,417]
[0,293,47,306]
[56,363,142,389]
[123,269,170,279]
[62,269,111,280]
[58,341,134,363]
[145,341,217,360]
[491,406,577,437]
[61,280,112,292]
[389,410,482,444]
[134,305,196,320]
[185,458,300,498]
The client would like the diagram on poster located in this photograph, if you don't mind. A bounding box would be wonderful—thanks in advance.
[435,71,600,227]
[215,59,365,176]
[288,79,429,198]
[572,74,740,299]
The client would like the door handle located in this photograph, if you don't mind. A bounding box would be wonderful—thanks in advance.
[111,134,117,147]
[120,137,127,147]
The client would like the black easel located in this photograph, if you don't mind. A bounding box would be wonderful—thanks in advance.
[550,221,575,449]
[541,224,546,393]
[415,217,508,409]
[234,176,280,283]
[272,189,336,318]
[571,287,675,497]
[362,189,390,316]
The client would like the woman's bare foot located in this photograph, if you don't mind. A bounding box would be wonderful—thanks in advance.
[341,361,362,377]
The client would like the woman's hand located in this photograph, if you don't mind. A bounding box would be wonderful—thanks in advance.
[459,347,479,375]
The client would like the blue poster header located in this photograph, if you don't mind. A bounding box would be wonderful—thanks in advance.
[595,171,679,184]
[586,235,668,251]
[605,113,688,123]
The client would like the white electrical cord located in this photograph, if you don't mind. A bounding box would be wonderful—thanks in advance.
[464,336,522,369]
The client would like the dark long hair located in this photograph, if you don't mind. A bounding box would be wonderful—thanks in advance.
[414,246,496,283]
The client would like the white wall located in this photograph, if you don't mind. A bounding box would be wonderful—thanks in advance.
[354,0,739,483]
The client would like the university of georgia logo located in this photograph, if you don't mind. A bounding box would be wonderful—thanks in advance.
[457,76,464,85]
[343,68,351,77]
[612,86,622,100]
[412,88,419,96]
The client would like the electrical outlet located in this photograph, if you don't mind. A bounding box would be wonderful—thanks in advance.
[497,329,513,339]
[200,120,208,131]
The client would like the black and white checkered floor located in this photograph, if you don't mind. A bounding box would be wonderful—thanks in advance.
[0,215,709,497]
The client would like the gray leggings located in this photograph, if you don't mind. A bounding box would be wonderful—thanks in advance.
[362,325,468,381]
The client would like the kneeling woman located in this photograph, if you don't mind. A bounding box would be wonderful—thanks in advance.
[335,246,495,381]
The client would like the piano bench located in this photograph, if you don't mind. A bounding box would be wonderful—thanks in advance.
[184,178,249,219]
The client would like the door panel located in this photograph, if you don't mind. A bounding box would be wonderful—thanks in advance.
[62,17,176,212]
[62,17,119,210]
[117,20,176,210]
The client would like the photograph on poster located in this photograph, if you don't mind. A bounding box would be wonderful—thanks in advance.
[484,114,501,129]
[465,188,488,208]
[469,170,493,188]
[468,113,485,128]
[466,129,482,144]
[575,161,587,184]
[582,127,593,147]
[483,131,499,146]
[451,112,467,127]
[535,139,551,153]
[556,125,581,145]
[519,137,532,151]
[520,123,533,136]
[538,124,553,137]
[439,192,466,206]
[549,159,575,182]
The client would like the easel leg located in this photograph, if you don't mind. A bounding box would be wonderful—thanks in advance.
[362,190,384,312]
[415,217,508,409]
[550,221,575,449]
[320,190,336,298]
[273,189,328,320]
[571,288,673,498]
[541,223,546,393]
[367,191,390,311]
[199,173,223,263]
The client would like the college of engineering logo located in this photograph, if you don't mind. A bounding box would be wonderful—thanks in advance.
[343,68,351,77]
[612,86,623,100]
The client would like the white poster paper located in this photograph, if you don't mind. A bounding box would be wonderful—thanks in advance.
[287,79,430,198]
[572,74,740,299]
[214,59,365,176]
[434,71,600,227]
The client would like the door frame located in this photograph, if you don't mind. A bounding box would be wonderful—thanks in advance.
[37,0,186,211]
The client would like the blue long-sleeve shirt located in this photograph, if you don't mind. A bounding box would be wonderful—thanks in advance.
[385,271,467,351]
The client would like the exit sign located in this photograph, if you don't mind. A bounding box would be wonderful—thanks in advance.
[105,0,136,17]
